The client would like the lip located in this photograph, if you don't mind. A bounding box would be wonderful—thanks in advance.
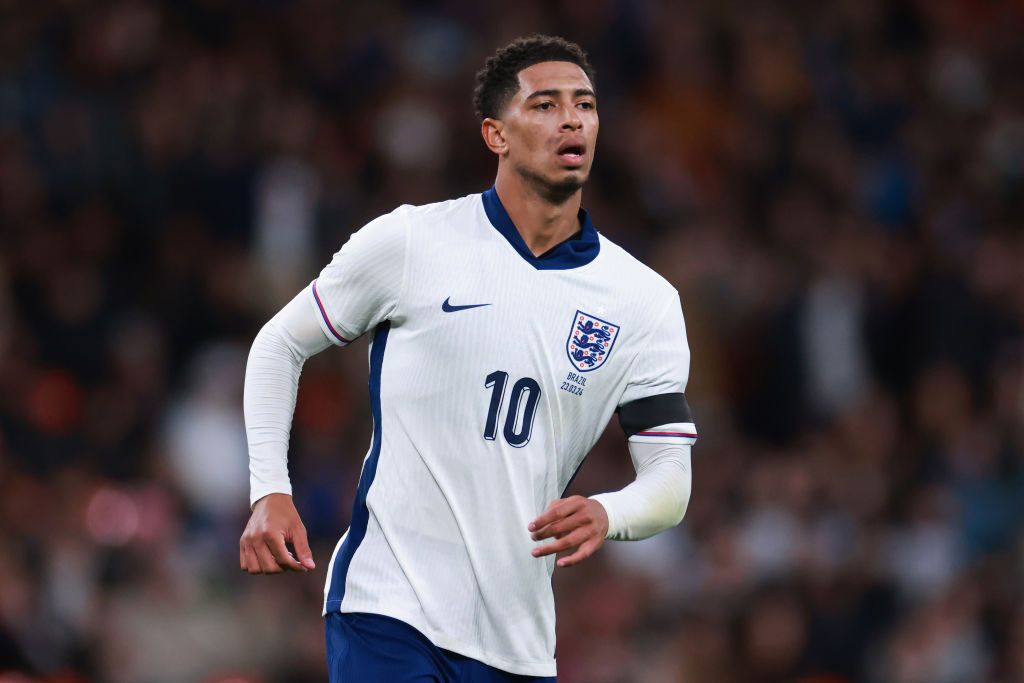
[557,152,586,168]
[556,138,587,167]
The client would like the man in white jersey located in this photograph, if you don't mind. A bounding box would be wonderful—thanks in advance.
[240,35,697,682]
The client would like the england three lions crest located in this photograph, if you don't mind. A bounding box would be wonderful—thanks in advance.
[566,310,620,372]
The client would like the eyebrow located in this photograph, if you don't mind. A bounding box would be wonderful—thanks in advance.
[525,88,596,100]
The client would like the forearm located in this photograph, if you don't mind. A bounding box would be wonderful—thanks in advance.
[589,441,692,541]
[244,291,331,507]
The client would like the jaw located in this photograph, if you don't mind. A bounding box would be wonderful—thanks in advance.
[517,165,587,205]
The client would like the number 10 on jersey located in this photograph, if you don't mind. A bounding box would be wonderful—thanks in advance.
[483,371,541,447]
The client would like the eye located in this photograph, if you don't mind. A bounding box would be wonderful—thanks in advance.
[577,101,595,110]
[535,101,555,111]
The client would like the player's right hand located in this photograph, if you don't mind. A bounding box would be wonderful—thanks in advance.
[240,493,316,574]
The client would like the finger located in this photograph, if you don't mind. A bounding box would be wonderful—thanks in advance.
[239,540,247,571]
[531,528,589,558]
[255,540,284,574]
[241,543,261,574]
[531,514,583,541]
[528,500,569,532]
[528,498,580,532]
[267,533,304,572]
[291,525,316,570]
[532,497,593,539]
[556,538,602,568]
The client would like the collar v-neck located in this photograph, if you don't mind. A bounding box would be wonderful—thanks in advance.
[481,186,600,270]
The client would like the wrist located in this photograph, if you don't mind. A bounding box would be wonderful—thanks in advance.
[251,489,293,510]
[587,494,620,540]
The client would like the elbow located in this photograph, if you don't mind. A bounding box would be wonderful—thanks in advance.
[645,446,692,531]
[638,481,690,538]
[251,319,304,365]
[662,467,691,530]
[669,488,690,527]
[249,320,277,356]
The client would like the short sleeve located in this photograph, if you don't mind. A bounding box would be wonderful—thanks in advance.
[616,293,697,445]
[308,208,409,345]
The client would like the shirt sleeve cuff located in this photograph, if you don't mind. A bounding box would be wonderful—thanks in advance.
[589,493,625,540]
[250,481,293,509]
[308,280,354,346]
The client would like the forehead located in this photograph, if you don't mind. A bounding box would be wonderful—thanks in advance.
[514,61,593,98]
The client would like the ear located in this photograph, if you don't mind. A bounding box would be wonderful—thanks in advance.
[481,118,508,156]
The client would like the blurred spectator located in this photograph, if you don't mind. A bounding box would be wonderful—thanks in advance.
[0,1,1022,681]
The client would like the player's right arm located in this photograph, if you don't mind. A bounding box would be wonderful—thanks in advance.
[240,208,410,575]
[241,291,330,574]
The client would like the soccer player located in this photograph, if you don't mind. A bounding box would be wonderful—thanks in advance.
[240,35,697,682]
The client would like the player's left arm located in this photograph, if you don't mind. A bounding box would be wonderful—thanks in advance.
[530,292,696,567]
[529,437,693,568]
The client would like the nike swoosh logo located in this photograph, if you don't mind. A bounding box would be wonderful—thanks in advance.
[442,297,491,313]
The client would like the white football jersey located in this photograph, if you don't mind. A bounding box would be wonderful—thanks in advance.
[310,188,696,677]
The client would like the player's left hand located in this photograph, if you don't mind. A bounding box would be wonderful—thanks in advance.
[528,496,609,568]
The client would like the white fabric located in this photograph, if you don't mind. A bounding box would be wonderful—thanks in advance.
[310,209,409,344]
[590,439,692,541]
[243,291,331,507]
[244,192,696,676]
[617,293,692,405]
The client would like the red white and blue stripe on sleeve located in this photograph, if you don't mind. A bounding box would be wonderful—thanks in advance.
[311,280,353,346]
[630,422,698,445]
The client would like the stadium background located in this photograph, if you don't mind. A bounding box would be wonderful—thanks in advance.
[1,1,1023,681]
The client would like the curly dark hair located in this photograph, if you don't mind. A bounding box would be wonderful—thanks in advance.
[473,35,596,121]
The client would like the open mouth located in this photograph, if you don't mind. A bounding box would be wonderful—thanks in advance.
[557,143,586,166]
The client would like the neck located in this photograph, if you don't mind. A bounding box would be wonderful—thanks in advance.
[494,167,583,257]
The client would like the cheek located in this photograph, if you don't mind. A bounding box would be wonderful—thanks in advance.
[523,126,550,155]
[507,120,555,160]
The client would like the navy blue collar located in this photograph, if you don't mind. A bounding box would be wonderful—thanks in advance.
[481,186,600,270]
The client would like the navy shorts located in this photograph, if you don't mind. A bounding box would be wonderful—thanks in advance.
[325,611,556,683]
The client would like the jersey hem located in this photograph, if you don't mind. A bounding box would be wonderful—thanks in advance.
[322,602,557,677]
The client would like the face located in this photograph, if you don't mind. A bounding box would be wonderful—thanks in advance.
[486,61,599,202]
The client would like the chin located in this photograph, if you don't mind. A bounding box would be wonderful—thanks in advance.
[550,173,586,192]
[518,165,589,204]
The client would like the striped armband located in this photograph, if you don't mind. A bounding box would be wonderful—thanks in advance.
[618,392,698,445]
[310,280,354,347]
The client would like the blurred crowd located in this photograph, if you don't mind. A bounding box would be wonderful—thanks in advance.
[1,1,1023,682]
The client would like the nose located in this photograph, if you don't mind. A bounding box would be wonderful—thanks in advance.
[561,111,582,131]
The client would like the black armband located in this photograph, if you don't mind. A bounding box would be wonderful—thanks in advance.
[617,393,693,438]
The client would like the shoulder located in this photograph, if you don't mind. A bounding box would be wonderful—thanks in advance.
[350,193,480,250]
[595,233,678,303]
[392,193,482,226]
